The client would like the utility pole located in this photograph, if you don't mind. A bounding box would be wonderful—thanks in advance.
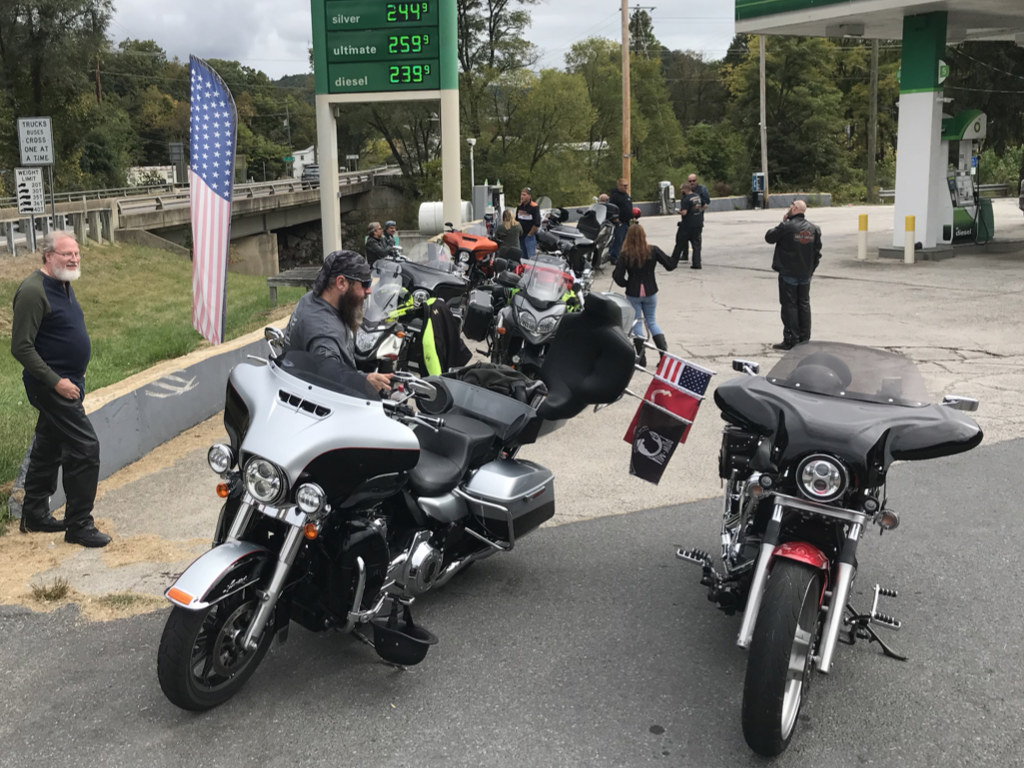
[866,39,879,204]
[759,35,769,209]
[621,0,631,186]
[95,54,102,104]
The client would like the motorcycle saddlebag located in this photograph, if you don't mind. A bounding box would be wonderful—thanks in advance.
[463,288,493,342]
[462,460,555,542]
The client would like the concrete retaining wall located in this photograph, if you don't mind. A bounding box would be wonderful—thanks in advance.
[8,319,288,517]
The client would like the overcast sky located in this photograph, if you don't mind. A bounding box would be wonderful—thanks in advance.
[109,0,738,80]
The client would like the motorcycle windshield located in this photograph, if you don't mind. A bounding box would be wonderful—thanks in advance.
[766,341,932,407]
[364,262,406,326]
[518,256,573,304]
[402,241,460,274]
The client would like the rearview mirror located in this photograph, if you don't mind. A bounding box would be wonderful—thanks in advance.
[265,327,285,358]
[942,395,979,412]
[732,359,760,375]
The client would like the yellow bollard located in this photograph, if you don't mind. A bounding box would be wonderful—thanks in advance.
[857,214,868,261]
[904,215,916,265]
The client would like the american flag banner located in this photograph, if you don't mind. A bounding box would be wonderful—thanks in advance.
[188,55,237,345]
[655,353,714,396]
[623,354,716,483]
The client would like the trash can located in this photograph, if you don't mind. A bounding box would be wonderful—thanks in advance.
[977,197,994,243]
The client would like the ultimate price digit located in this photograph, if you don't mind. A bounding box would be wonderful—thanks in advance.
[388,34,428,54]
[386,2,429,22]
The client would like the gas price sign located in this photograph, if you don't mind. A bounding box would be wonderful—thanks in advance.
[316,1,443,94]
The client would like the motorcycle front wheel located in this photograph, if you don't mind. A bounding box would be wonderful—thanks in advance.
[157,588,274,711]
[741,559,823,757]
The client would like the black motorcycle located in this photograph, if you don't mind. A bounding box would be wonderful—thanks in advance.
[677,341,983,756]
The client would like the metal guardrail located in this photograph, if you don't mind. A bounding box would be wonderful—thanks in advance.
[877,183,1012,200]
[0,164,401,212]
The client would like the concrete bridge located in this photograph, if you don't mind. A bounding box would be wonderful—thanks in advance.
[0,165,404,273]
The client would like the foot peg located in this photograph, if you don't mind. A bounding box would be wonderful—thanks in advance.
[677,548,713,568]
[868,585,901,631]
[841,585,907,661]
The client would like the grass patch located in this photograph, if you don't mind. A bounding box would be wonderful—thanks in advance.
[96,592,146,609]
[0,242,305,531]
[31,577,71,602]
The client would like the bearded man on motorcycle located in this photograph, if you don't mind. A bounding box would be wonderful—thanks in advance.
[284,249,393,393]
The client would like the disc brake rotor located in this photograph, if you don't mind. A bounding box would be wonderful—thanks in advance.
[210,601,258,678]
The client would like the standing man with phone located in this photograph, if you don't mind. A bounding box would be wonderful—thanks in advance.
[765,200,821,350]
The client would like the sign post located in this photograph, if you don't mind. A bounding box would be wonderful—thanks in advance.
[310,0,459,254]
[17,117,56,222]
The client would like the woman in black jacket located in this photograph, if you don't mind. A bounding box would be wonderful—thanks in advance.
[612,223,679,365]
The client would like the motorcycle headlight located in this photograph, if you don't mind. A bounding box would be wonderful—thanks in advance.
[244,457,288,505]
[295,483,326,516]
[537,316,559,336]
[796,454,848,503]
[412,289,430,306]
[207,443,235,474]
[356,328,379,352]
[518,309,538,333]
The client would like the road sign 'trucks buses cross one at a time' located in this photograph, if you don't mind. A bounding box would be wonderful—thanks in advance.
[312,0,454,94]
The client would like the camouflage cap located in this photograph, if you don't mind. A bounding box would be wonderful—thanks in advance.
[314,249,371,295]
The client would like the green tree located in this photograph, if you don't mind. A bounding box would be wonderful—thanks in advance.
[629,10,660,59]
[727,36,854,190]
[0,0,113,189]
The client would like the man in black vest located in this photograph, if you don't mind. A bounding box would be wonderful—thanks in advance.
[11,231,109,547]
[765,201,822,350]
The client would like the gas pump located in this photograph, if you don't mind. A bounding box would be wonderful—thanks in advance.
[472,181,505,235]
[940,110,987,243]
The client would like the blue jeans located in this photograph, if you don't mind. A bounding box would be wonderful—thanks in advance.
[627,294,661,337]
[609,223,628,261]
[521,234,537,258]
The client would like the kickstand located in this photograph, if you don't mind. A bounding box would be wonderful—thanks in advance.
[840,604,908,662]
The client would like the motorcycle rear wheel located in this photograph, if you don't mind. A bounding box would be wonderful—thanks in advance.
[157,589,274,711]
[741,559,823,757]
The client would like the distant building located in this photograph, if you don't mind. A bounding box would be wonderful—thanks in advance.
[127,165,177,186]
[292,146,316,179]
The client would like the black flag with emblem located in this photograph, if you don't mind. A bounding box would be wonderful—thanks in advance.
[628,402,688,485]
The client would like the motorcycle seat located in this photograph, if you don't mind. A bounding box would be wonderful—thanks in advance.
[408,415,498,497]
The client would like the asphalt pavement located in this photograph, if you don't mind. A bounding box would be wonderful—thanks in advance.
[2,437,1022,768]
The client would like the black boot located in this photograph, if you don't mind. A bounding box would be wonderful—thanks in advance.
[653,334,669,363]
[633,337,647,368]
[20,513,65,533]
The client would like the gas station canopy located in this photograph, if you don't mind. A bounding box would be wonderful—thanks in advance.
[736,0,1024,44]
[736,0,1024,254]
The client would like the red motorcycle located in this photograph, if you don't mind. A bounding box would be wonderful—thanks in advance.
[679,342,983,756]
[441,226,500,287]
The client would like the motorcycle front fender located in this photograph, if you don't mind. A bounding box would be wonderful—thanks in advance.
[165,540,271,611]
[771,541,829,605]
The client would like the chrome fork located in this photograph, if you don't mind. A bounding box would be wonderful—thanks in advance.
[241,522,305,651]
[816,522,863,673]
[736,503,785,648]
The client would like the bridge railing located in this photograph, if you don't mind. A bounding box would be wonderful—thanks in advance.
[0,164,401,213]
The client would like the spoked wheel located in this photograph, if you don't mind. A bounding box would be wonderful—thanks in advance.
[741,559,823,757]
[157,589,274,711]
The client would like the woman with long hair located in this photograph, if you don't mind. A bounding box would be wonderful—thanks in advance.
[612,223,679,365]
[492,208,523,260]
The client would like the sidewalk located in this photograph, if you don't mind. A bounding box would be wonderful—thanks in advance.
[4,200,1023,615]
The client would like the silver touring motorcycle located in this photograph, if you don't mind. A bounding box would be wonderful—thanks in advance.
[678,342,983,756]
[157,294,634,711]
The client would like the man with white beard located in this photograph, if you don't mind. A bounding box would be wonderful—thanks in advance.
[11,231,110,547]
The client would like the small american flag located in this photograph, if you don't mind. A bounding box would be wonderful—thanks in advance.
[656,353,714,396]
[188,56,237,346]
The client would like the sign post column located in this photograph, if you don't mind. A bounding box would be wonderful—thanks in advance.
[439,0,460,227]
[317,95,343,253]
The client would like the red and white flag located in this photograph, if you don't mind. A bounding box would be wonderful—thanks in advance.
[623,352,715,445]
[188,56,237,345]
